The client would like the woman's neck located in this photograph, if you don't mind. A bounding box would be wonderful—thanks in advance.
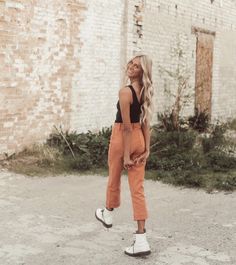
[130,79,143,92]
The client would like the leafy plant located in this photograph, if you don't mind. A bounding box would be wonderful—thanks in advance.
[47,125,112,169]
[188,108,209,132]
[157,112,189,132]
[201,122,227,153]
[158,33,194,131]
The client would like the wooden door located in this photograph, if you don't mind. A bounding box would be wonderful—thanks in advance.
[193,27,215,118]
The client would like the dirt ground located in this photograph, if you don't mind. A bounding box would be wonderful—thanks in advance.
[0,167,235,265]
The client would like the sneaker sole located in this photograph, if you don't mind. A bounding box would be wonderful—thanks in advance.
[124,250,151,257]
[95,211,112,228]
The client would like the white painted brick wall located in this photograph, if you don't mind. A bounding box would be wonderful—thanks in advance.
[1,0,236,157]
[139,0,236,123]
[71,0,236,134]
[70,0,125,133]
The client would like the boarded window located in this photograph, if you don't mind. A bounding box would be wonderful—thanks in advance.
[192,27,215,118]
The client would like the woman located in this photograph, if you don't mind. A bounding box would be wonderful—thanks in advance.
[95,53,154,257]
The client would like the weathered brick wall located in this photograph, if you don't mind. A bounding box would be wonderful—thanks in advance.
[0,0,86,157]
[70,0,126,132]
[1,0,236,157]
[137,0,236,123]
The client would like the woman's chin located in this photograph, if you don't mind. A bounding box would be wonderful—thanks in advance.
[127,73,134,78]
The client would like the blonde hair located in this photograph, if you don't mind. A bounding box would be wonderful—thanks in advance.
[124,53,154,126]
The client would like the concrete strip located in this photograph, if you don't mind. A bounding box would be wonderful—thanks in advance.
[0,169,235,265]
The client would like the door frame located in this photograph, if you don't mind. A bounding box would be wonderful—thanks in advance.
[191,26,216,119]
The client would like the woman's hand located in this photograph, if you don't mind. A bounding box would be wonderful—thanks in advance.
[123,157,135,170]
[133,150,150,165]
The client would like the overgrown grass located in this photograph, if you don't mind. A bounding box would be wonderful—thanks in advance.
[146,169,236,192]
[1,144,109,177]
[1,118,236,192]
[227,118,236,131]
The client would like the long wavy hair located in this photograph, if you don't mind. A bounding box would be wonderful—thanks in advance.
[124,53,154,125]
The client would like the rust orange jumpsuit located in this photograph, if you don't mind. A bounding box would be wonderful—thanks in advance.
[105,85,148,221]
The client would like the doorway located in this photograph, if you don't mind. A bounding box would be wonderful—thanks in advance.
[192,27,215,118]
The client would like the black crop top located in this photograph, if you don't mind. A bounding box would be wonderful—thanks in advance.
[115,85,142,123]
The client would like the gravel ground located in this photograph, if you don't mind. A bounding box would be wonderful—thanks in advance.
[0,168,235,265]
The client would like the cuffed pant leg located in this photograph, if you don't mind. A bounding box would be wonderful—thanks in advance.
[106,140,123,209]
[127,161,148,221]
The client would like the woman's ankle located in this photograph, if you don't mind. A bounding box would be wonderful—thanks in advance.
[136,228,146,234]
[106,207,114,211]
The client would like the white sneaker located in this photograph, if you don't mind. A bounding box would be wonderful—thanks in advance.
[95,207,113,228]
[124,229,151,257]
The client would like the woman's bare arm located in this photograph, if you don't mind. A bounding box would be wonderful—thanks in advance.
[118,87,132,160]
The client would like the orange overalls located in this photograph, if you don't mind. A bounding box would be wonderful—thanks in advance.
[106,122,148,221]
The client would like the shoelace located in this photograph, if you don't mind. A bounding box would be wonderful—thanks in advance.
[101,209,105,219]
[131,238,136,253]
[131,234,136,247]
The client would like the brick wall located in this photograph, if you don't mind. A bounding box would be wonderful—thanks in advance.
[0,0,86,157]
[70,0,125,132]
[139,0,236,123]
[1,0,236,157]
